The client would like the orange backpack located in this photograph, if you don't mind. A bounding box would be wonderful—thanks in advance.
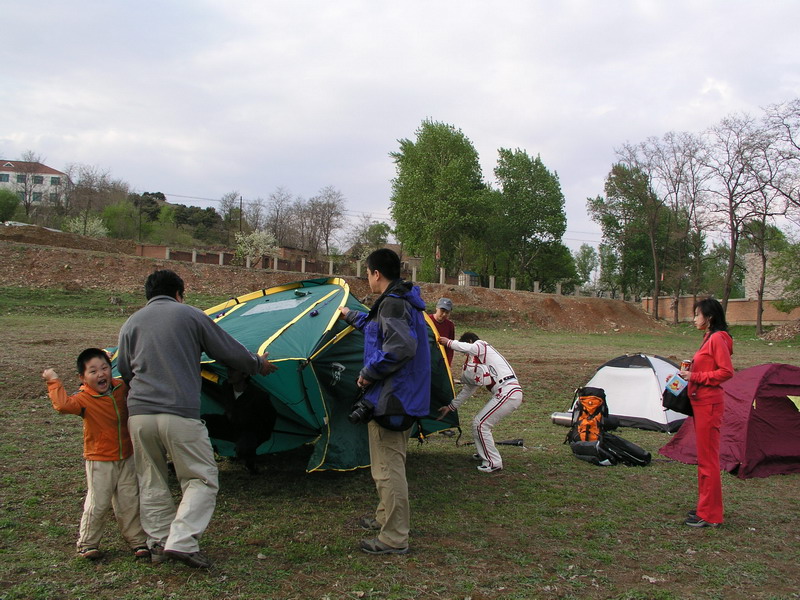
[568,387,608,442]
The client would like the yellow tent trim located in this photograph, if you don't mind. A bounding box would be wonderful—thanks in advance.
[257,287,344,355]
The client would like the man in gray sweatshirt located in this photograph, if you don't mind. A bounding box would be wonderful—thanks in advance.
[117,269,276,568]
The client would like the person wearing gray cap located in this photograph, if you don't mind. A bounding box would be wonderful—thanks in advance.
[430,298,455,365]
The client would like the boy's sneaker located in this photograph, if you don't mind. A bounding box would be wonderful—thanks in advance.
[165,549,213,568]
[133,546,151,559]
[359,538,409,555]
[78,547,103,561]
[477,464,502,473]
[685,514,719,528]
[150,542,167,564]
[358,516,381,531]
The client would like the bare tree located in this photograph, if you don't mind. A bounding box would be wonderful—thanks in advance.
[265,187,294,247]
[13,150,47,217]
[308,186,345,257]
[244,196,266,232]
[641,132,712,322]
[764,98,800,222]
[59,163,129,234]
[702,113,765,309]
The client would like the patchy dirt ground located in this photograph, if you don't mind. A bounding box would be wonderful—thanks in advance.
[1,224,662,333]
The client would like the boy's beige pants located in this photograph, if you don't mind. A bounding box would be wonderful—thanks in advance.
[78,456,147,551]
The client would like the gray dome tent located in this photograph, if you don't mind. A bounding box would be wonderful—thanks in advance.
[570,353,686,433]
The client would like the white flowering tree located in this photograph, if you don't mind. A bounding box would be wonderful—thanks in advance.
[234,229,278,268]
[63,215,109,238]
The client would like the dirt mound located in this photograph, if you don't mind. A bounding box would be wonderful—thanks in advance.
[0,235,661,333]
[1,223,136,254]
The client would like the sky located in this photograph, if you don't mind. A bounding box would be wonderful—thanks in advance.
[2,1,799,251]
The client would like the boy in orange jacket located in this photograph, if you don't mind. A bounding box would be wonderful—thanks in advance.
[43,348,148,561]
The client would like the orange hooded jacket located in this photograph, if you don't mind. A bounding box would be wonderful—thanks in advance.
[47,378,133,461]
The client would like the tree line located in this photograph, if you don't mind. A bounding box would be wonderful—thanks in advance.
[585,99,800,333]
[3,101,798,328]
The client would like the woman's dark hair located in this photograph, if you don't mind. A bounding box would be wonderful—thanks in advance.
[145,269,185,300]
[365,248,401,280]
[694,297,728,333]
[77,347,111,375]
[459,332,480,344]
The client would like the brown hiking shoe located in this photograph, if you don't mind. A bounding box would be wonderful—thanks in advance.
[165,549,213,568]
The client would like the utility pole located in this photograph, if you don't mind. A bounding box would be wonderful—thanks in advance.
[239,195,243,233]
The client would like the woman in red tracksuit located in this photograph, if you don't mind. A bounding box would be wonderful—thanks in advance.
[680,298,734,528]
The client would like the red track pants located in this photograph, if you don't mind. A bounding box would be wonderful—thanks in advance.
[692,402,724,524]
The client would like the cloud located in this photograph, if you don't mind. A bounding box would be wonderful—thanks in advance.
[2,0,799,249]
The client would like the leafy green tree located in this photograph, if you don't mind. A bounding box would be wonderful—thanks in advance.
[773,242,800,313]
[597,243,621,298]
[390,119,484,279]
[493,149,567,289]
[573,244,599,287]
[526,242,577,293]
[702,243,745,300]
[0,189,20,221]
[103,201,142,240]
[741,221,789,334]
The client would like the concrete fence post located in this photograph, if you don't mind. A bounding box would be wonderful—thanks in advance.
[489,275,495,290]
[165,247,171,260]
[533,281,540,293]
[411,266,417,282]
[301,257,306,273]
[191,249,197,263]
[439,267,445,284]
[510,277,516,291]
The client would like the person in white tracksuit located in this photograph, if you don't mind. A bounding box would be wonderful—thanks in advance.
[437,332,523,473]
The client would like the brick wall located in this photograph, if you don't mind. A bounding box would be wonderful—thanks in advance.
[641,295,800,325]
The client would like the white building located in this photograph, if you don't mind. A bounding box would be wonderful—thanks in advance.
[0,159,68,210]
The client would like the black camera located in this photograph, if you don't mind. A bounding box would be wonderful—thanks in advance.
[348,395,374,424]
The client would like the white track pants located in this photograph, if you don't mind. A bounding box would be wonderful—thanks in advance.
[473,387,523,470]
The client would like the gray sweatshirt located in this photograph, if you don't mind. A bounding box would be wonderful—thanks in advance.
[117,295,260,420]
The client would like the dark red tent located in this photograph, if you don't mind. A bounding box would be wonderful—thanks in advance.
[659,363,800,479]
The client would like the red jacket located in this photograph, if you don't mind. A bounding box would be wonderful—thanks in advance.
[47,378,133,461]
[688,331,734,405]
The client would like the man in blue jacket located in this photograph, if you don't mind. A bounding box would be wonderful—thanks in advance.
[339,248,430,554]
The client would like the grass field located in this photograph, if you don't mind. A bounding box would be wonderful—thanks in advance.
[1,288,799,600]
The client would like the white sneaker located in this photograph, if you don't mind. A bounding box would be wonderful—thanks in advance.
[477,464,502,473]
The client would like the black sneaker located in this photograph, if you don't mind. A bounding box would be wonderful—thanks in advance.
[165,549,213,568]
[685,514,719,528]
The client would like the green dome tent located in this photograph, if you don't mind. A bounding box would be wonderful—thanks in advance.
[195,277,458,472]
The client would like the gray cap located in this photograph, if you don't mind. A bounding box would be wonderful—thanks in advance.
[436,297,453,311]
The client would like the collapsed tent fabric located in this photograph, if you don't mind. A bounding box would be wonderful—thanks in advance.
[659,363,800,479]
[196,277,458,472]
[571,354,687,433]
